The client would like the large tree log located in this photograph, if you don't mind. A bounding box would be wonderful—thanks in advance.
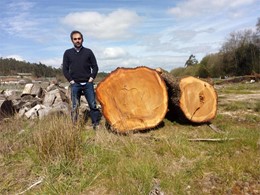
[156,68,217,123]
[96,67,168,132]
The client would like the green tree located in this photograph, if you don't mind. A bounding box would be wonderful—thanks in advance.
[221,29,259,75]
[201,53,224,77]
[0,58,62,77]
[197,65,209,78]
[185,54,198,67]
[256,17,260,33]
[235,43,259,75]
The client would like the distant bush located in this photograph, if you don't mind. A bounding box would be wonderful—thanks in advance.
[170,64,209,78]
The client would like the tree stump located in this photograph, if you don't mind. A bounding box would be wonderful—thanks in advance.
[96,67,168,132]
[156,68,217,123]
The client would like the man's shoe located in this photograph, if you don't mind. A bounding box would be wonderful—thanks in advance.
[93,124,100,130]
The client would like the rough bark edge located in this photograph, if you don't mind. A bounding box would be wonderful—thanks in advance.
[156,68,187,123]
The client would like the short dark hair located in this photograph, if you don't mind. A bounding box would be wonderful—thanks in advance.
[70,30,83,40]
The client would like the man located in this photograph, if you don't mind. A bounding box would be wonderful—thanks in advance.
[62,30,101,129]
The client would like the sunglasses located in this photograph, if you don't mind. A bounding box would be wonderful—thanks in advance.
[73,38,82,41]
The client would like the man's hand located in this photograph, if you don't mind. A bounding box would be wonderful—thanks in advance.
[88,77,94,82]
[70,80,75,84]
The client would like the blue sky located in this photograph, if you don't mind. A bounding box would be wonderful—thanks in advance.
[0,0,259,72]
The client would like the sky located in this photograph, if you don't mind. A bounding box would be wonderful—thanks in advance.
[0,0,259,72]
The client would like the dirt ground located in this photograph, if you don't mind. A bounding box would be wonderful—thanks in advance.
[218,93,260,103]
[215,82,260,119]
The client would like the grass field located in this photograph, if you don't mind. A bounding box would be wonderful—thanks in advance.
[0,82,259,194]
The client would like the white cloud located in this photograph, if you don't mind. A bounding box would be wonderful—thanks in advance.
[229,0,255,7]
[98,53,188,72]
[5,55,25,61]
[62,9,141,39]
[40,57,62,68]
[0,1,61,43]
[1,1,37,35]
[102,47,128,59]
[168,0,255,18]
[4,14,37,34]
[7,1,34,11]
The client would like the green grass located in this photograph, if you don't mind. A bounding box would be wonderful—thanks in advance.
[254,101,260,112]
[218,82,260,94]
[0,83,260,194]
[221,101,257,111]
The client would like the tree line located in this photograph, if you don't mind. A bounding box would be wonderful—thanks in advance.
[0,58,62,78]
[171,18,260,78]
[0,57,108,82]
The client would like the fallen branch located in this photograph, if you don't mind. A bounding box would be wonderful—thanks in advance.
[207,123,224,133]
[188,138,236,142]
[16,177,44,195]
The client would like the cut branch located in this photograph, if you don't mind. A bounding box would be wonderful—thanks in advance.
[188,138,236,142]
[207,123,224,133]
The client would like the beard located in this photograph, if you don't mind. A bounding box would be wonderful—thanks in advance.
[74,42,82,48]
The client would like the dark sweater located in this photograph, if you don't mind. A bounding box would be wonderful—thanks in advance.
[62,47,98,83]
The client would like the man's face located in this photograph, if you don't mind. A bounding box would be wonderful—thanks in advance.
[72,33,83,48]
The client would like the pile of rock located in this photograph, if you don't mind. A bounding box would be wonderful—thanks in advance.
[0,82,71,121]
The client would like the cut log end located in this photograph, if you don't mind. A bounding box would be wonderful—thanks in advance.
[179,76,217,123]
[96,66,168,132]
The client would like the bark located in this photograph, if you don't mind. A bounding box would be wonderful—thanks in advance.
[0,99,15,120]
[96,66,168,132]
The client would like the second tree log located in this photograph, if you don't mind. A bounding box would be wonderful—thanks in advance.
[157,68,218,123]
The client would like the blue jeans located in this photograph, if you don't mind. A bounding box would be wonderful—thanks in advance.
[71,82,101,125]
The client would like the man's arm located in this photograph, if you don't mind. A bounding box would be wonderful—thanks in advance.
[62,51,73,82]
[89,50,99,79]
